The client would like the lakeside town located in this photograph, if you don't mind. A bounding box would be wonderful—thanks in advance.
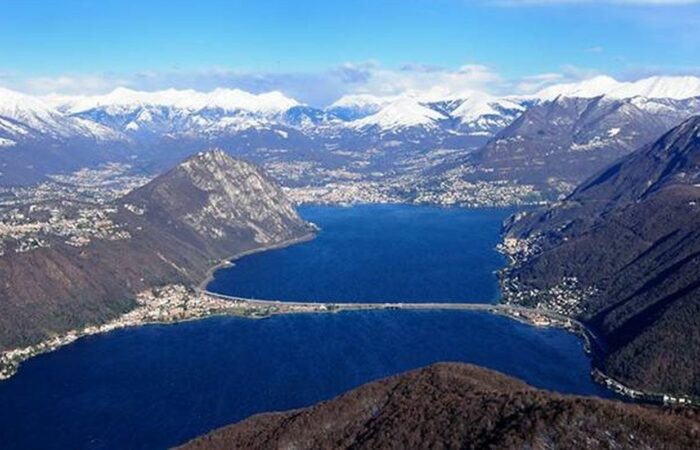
[498,234,598,316]
[0,284,384,381]
[2,282,698,409]
[0,282,574,382]
[284,176,546,207]
[0,158,550,258]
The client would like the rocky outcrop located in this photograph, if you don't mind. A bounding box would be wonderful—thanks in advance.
[180,363,700,450]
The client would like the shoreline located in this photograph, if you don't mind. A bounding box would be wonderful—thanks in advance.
[0,231,318,382]
[197,230,318,291]
[495,236,700,408]
[2,224,697,409]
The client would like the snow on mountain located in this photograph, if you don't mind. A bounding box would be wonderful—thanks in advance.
[49,87,300,115]
[0,137,16,148]
[41,87,303,137]
[535,75,700,101]
[329,94,392,110]
[327,89,479,121]
[610,76,700,100]
[535,76,623,100]
[0,87,67,133]
[48,87,197,114]
[0,87,123,142]
[349,98,448,131]
[326,94,396,121]
[3,74,700,145]
[449,93,526,135]
[205,89,299,113]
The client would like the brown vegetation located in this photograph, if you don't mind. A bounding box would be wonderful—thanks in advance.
[180,363,700,450]
[504,116,700,397]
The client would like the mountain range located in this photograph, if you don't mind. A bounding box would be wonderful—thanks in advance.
[3,76,700,206]
[443,94,700,198]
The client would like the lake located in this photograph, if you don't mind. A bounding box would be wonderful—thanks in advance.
[207,205,510,302]
[0,205,611,449]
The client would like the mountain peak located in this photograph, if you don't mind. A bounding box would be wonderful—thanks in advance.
[349,98,447,130]
[126,149,307,244]
[0,85,123,142]
[0,86,56,118]
[170,149,261,187]
[535,75,622,100]
[329,93,390,109]
[51,87,300,114]
[673,113,700,132]
[181,148,232,171]
[571,114,700,203]
[646,114,700,164]
[535,75,700,101]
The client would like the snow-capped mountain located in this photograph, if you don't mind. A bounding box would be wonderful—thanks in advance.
[18,74,698,144]
[326,94,393,121]
[5,74,696,142]
[2,74,700,190]
[534,75,623,101]
[328,91,525,137]
[0,87,124,145]
[46,87,524,139]
[47,87,299,115]
[535,75,700,101]
[448,94,526,136]
[349,98,448,131]
[43,87,303,138]
[437,93,700,203]
[608,76,700,100]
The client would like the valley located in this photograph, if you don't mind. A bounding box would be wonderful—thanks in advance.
[2,76,700,449]
[6,2,700,448]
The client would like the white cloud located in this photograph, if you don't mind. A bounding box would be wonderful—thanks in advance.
[3,61,698,106]
[22,74,133,95]
[0,63,507,106]
[512,73,566,94]
[337,63,504,100]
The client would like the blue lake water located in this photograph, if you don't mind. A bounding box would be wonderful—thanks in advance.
[0,205,612,449]
[208,205,511,302]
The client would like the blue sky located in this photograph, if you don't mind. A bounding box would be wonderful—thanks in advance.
[1,0,699,104]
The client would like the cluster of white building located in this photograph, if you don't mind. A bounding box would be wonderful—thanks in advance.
[417,178,544,207]
[0,285,236,381]
[0,203,131,255]
[285,182,402,205]
[0,284,345,381]
[594,369,697,406]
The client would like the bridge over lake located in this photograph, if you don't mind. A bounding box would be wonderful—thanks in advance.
[202,289,580,331]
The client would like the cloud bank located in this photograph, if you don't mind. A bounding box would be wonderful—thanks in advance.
[2,61,699,107]
[0,63,567,106]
